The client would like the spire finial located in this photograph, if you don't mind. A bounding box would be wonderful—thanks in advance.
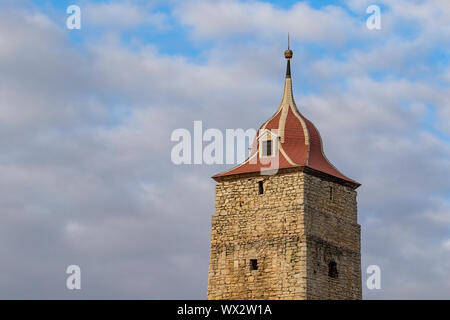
[284,33,293,59]
[284,33,293,78]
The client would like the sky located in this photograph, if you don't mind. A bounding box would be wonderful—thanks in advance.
[0,0,449,299]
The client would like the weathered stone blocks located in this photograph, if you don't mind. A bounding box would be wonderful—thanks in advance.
[207,168,361,300]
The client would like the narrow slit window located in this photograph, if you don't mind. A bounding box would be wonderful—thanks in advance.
[262,140,273,157]
[258,181,264,194]
[328,261,338,278]
[250,259,258,271]
[329,186,333,200]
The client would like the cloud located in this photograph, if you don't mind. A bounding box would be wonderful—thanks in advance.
[0,0,449,299]
[443,240,450,251]
[174,0,362,45]
[84,1,169,30]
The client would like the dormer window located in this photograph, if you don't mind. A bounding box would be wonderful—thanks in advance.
[257,129,278,160]
[262,140,273,157]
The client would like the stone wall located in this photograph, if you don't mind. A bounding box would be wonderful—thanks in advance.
[207,169,361,300]
[303,174,361,300]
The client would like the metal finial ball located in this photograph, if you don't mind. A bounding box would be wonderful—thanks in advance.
[284,49,293,59]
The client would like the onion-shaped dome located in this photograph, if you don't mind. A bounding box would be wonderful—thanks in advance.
[213,48,359,189]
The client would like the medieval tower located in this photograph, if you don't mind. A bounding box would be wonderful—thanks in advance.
[207,46,361,300]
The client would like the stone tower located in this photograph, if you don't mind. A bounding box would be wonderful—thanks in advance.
[207,46,361,300]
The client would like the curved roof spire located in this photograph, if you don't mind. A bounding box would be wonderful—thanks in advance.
[213,43,360,189]
[285,33,293,78]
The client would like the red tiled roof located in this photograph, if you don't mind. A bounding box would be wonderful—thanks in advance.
[213,57,360,188]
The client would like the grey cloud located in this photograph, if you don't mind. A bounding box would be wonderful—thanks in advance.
[0,1,449,299]
[174,0,363,46]
[83,1,169,30]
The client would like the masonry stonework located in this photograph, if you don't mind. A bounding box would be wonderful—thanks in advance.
[207,169,361,300]
[207,48,361,300]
